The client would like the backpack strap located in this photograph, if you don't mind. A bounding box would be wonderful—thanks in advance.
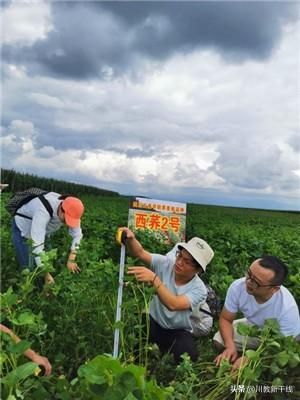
[14,212,33,220]
[38,195,53,218]
[199,307,213,317]
[15,195,53,219]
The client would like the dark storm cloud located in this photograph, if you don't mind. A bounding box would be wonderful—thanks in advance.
[100,1,295,57]
[34,125,125,151]
[2,1,297,79]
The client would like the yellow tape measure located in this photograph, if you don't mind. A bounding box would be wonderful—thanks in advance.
[116,228,126,245]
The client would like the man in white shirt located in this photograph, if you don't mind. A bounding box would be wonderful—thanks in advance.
[12,192,84,284]
[121,227,214,363]
[214,256,300,370]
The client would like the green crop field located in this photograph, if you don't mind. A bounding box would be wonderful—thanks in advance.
[1,192,300,399]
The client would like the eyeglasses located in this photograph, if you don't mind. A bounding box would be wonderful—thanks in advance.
[245,269,278,289]
[175,250,197,268]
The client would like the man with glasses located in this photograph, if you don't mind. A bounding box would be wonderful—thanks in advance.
[121,227,214,363]
[12,192,84,285]
[213,256,300,370]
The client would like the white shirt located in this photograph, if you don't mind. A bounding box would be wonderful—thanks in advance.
[14,192,82,265]
[225,278,300,337]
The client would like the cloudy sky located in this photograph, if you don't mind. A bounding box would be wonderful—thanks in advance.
[1,1,299,210]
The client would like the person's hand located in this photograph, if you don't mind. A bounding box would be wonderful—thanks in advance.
[127,266,155,283]
[44,272,55,285]
[67,260,81,273]
[120,227,135,240]
[231,356,248,372]
[214,344,238,367]
[31,353,52,376]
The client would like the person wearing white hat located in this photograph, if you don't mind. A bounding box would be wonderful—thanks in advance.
[121,227,214,363]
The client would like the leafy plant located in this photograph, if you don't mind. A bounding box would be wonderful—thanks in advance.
[1,193,299,399]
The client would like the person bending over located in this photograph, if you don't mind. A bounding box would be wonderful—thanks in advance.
[12,192,84,285]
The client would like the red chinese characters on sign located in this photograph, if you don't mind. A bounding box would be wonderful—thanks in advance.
[169,216,180,232]
[135,213,148,228]
[128,197,186,242]
[134,213,181,233]
[148,214,161,230]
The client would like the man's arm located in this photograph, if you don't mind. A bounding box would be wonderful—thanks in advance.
[0,324,52,376]
[127,266,190,311]
[67,227,83,273]
[121,228,152,266]
[214,307,238,366]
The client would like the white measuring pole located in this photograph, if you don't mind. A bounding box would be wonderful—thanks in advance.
[113,242,126,358]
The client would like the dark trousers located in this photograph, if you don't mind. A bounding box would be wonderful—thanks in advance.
[149,315,198,363]
[12,218,34,270]
[12,219,50,290]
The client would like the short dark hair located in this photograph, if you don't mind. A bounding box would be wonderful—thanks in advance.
[258,255,288,285]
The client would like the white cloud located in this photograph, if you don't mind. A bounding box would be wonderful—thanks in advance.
[4,119,35,138]
[1,119,36,155]
[2,0,53,45]
[28,93,64,109]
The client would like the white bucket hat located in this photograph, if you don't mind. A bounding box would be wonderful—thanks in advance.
[178,237,214,271]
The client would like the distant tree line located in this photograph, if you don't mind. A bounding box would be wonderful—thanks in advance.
[0,169,120,197]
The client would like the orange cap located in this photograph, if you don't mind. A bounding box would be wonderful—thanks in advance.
[62,197,84,228]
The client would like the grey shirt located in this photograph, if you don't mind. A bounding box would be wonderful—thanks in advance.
[150,253,207,331]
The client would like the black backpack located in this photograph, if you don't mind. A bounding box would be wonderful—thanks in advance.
[5,188,53,219]
[200,284,222,319]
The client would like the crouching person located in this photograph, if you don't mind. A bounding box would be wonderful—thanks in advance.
[214,256,300,371]
[166,244,215,338]
[121,227,214,363]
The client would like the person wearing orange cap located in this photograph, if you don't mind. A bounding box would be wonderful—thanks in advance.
[11,192,84,285]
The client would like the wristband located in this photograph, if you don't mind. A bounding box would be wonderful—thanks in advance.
[152,274,157,284]
[152,274,161,290]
